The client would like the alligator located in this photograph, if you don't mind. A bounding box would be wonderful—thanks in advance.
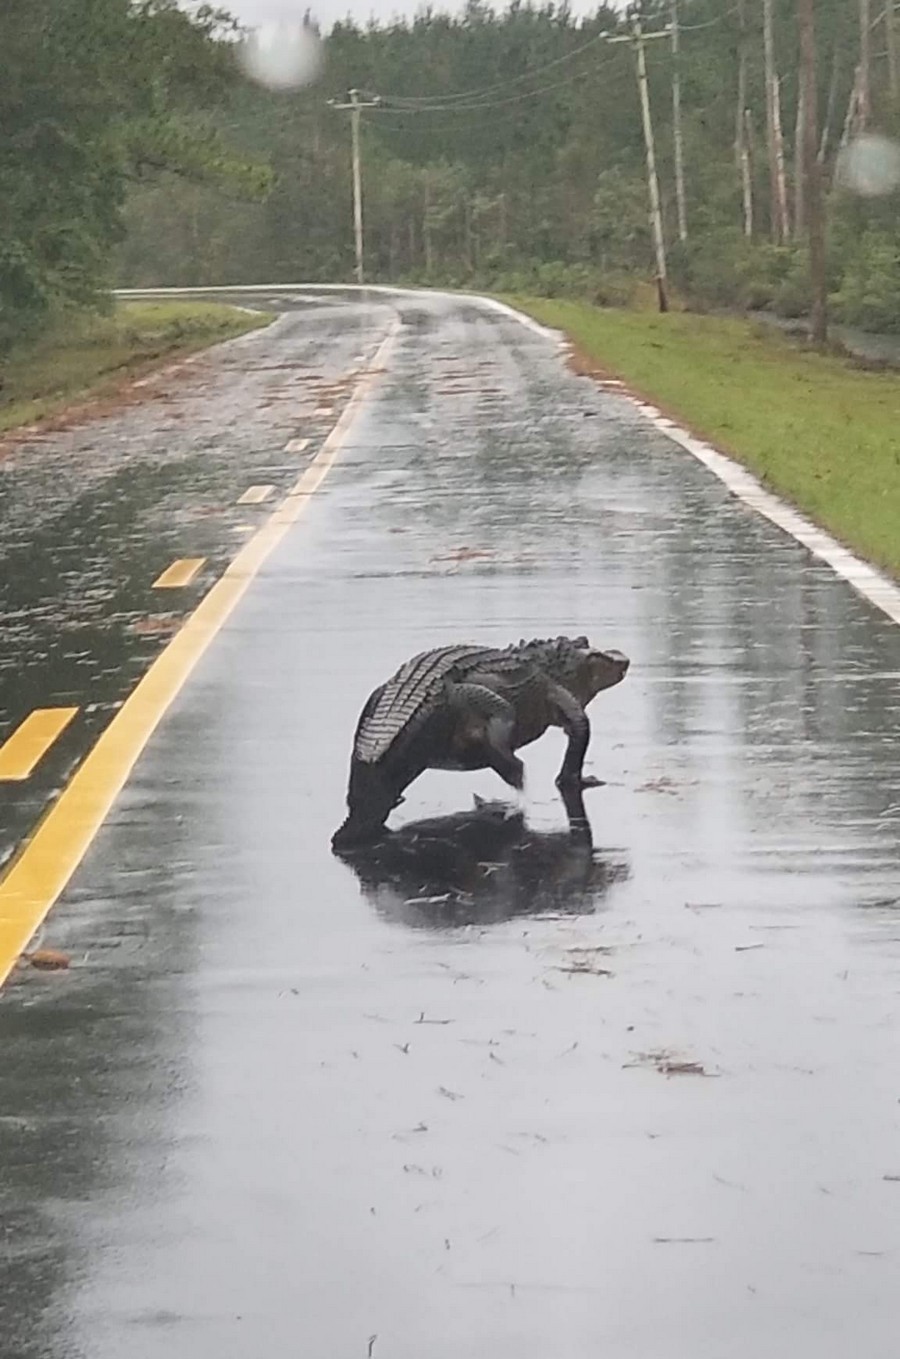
[331,635,629,848]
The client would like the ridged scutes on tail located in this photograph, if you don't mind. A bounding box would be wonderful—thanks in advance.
[354,643,500,763]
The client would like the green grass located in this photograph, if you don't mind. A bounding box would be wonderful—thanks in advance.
[0,301,271,434]
[507,298,900,580]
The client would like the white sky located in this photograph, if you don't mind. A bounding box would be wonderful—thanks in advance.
[216,0,620,34]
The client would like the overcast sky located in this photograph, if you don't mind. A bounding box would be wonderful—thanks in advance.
[217,0,618,34]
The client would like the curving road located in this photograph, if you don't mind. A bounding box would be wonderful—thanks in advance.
[1,288,899,1359]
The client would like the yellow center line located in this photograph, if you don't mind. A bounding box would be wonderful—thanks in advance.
[237,485,275,506]
[153,558,206,589]
[0,318,400,986]
[0,709,79,781]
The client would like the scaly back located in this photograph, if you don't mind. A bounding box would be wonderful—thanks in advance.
[354,643,507,764]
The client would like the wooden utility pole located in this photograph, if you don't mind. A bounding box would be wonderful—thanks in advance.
[329,89,380,284]
[671,0,688,241]
[797,0,827,346]
[633,20,669,309]
[607,19,670,308]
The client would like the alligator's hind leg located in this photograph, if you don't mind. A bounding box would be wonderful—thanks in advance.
[447,681,525,791]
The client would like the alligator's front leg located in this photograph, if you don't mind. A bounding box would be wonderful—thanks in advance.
[447,681,525,790]
[547,681,604,791]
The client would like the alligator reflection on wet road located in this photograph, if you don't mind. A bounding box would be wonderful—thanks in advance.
[1,288,899,1359]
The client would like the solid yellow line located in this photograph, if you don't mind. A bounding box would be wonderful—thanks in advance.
[0,319,399,985]
[0,709,79,782]
[237,485,275,506]
[153,558,206,589]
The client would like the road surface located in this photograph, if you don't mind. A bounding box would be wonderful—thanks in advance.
[1,288,899,1359]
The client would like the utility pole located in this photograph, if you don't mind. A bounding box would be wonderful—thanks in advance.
[607,20,669,309]
[671,0,687,241]
[605,16,673,309]
[635,20,669,309]
[329,89,380,285]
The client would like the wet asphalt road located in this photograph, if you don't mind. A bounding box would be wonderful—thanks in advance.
[2,288,900,1358]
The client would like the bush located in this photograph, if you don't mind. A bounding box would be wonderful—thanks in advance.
[668,230,807,314]
[831,230,900,332]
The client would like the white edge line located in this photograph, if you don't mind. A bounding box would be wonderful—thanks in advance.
[493,300,900,629]
[114,284,900,627]
[626,396,900,627]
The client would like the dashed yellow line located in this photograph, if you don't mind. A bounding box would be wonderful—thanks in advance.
[0,318,399,986]
[0,709,79,782]
[237,485,275,506]
[153,558,206,589]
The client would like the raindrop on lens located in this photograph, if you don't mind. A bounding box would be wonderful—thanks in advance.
[239,21,323,91]
[835,134,900,198]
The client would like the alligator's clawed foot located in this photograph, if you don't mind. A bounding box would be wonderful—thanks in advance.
[556,774,605,792]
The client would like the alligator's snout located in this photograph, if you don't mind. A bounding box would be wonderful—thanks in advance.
[592,648,629,691]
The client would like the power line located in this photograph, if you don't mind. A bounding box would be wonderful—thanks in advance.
[366,66,632,130]
[359,4,740,116]
[365,47,630,116]
[357,26,617,107]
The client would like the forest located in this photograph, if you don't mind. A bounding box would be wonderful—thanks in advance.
[4,0,900,350]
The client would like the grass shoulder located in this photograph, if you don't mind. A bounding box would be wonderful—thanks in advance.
[506,297,900,580]
[0,301,271,435]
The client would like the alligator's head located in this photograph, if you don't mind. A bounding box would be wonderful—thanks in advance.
[524,635,630,704]
[580,644,630,700]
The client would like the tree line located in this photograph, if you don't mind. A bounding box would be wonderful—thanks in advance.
[4,1,900,348]
[0,0,267,359]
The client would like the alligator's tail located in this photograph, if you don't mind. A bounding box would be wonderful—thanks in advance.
[331,758,400,851]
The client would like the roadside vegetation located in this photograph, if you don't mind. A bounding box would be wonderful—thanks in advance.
[116,0,900,340]
[511,299,900,579]
[0,302,269,434]
[5,1,900,574]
